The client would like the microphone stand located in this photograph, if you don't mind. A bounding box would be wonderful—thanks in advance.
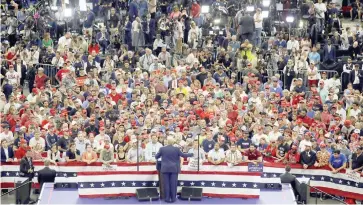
[1,180,33,197]
[197,135,200,172]
[301,182,347,204]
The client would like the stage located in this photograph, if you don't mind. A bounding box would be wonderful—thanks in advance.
[37,183,296,204]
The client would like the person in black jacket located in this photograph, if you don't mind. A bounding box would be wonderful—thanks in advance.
[300,142,317,169]
[20,149,34,179]
[37,159,56,191]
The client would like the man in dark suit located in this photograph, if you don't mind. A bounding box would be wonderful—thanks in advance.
[143,14,156,45]
[155,137,193,203]
[323,39,336,64]
[238,12,255,43]
[37,159,56,191]
[20,149,34,179]
[300,143,316,169]
[1,139,15,162]
[280,165,296,183]
[349,64,363,91]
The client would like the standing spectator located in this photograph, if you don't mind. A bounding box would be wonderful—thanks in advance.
[34,67,48,89]
[253,8,263,48]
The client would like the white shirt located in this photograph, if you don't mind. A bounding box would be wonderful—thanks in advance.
[3,147,9,160]
[6,71,20,85]
[58,36,72,49]
[349,108,361,118]
[51,56,65,67]
[314,3,327,19]
[293,125,307,135]
[254,13,263,28]
[29,137,45,149]
[252,133,268,145]
[0,131,14,143]
[287,40,300,51]
[353,70,360,84]
[208,149,225,161]
[144,142,163,161]
[299,139,311,152]
[225,150,242,164]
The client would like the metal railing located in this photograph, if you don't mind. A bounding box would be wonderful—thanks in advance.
[34,64,58,85]
[265,69,339,90]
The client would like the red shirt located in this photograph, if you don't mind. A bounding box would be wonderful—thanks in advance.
[56,69,70,82]
[285,150,301,164]
[35,74,48,89]
[191,4,201,17]
[15,146,27,159]
[244,149,262,160]
[88,44,100,54]
[109,92,122,103]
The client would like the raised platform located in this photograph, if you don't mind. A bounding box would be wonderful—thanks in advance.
[38,183,296,204]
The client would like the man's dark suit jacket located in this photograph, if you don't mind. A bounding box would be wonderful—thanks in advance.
[1,146,14,162]
[20,157,34,178]
[37,167,57,190]
[280,172,296,184]
[155,145,192,173]
[349,69,363,84]
[239,15,255,34]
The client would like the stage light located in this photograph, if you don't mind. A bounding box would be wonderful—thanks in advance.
[213,26,220,30]
[51,6,58,11]
[79,0,87,11]
[262,0,270,7]
[214,19,221,24]
[201,5,210,13]
[64,8,72,17]
[262,10,269,18]
[299,20,304,28]
[209,30,214,35]
[286,16,294,23]
[64,0,69,4]
[246,6,255,12]
[219,31,223,35]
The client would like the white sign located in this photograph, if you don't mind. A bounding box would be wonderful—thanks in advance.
[188,158,201,170]
[346,170,361,182]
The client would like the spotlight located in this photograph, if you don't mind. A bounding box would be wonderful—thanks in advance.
[51,6,58,11]
[79,0,87,11]
[299,20,304,28]
[201,5,210,13]
[262,0,270,7]
[64,8,72,17]
[214,19,221,24]
[246,6,255,12]
[213,26,220,30]
[286,16,294,23]
[64,0,69,4]
[209,30,214,35]
[262,10,269,18]
[219,31,223,35]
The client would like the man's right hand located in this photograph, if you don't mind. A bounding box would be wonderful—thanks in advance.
[28,169,33,173]
[303,164,308,169]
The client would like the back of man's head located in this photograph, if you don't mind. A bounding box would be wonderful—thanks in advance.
[44,159,50,167]
[285,165,291,172]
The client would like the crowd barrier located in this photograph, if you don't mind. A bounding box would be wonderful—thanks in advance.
[1,161,362,200]
[35,63,58,85]
[266,69,339,90]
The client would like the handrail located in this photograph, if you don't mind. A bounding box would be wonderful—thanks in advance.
[302,181,347,204]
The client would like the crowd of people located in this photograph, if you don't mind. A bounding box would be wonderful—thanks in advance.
[1,0,363,185]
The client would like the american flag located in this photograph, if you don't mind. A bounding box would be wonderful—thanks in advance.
[77,171,262,198]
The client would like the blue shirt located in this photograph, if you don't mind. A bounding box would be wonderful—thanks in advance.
[202,139,215,153]
[329,154,346,168]
[236,138,252,149]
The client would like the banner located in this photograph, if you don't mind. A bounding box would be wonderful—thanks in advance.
[248,163,264,172]
[346,170,361,182]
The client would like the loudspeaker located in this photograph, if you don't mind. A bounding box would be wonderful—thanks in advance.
[136,188,159,201]
[264,183,282,190]
[53,183,78,189]
[180,187,203,201]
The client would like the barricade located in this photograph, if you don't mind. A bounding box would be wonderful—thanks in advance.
[34,63,58,85]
